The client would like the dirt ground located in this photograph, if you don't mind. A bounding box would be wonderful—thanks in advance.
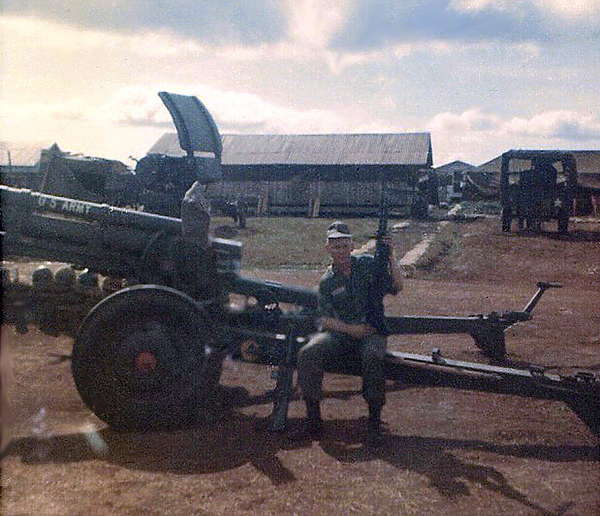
[2,217,599,515]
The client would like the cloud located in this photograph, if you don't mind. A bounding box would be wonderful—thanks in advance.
[428,108,600,165]
[428,108,503,133]
[2,15,211,60]
[451,0,600,20]
[333,0,600,50]
[1,5,597,169]
[178,88,349,134]
[287,0,350,48]
[1,85,355,161]
[2,99,93,126]
[106,88,174,127]
[2,0,286,45]
[109,89,600,164]
[3,6,551,82]
[52,85,347,135]
[506,111,600,141]
[430,108,600,142]
[1,12,409,81]
[4,0,598,66]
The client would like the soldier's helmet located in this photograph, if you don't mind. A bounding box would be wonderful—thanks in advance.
[326,221,353,239]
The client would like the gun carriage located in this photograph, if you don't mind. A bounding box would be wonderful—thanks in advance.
[1,94,598,438]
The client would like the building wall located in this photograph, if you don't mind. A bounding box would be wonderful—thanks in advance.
[207,177,418,216]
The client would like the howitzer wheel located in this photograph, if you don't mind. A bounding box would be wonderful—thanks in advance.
[72,285,219,431]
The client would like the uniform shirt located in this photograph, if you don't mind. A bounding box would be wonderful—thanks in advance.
[181,181,211,248]
[318,254,398,327]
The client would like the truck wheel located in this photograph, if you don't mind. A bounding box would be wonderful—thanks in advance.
[72,285,219,431]
[558,209,569,234]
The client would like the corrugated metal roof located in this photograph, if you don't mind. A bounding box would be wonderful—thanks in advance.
[148,133,433,167]
[434,160,475,174]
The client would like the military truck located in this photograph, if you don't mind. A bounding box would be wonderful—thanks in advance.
[500,150,578,234]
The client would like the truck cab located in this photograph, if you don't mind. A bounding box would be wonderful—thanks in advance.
[500,150,578,234]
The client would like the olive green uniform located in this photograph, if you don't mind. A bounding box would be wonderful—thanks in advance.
[297,254,398,409]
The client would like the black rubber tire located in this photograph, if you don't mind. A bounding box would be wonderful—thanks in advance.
[558,209,569,234]
[72,285,217,431]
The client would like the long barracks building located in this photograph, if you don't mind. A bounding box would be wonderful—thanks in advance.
[149,132,434,216]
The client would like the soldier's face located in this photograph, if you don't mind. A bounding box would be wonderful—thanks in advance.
[326,237,353,265]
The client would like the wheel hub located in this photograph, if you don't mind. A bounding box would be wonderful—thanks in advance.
[134,351,157,373]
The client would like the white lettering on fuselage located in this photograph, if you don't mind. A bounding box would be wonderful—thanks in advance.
[59,199,93,216]
[36,195,93,216]
[36,197,58,210]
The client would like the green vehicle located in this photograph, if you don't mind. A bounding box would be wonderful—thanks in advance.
[500,149,578,234]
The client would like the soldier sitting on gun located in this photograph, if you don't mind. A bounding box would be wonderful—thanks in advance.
[177,180,226,418]
[172,180,222,301]
[181,180,211,249]
[296,222,403,446]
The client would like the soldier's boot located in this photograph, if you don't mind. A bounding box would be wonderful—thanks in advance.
[292,398,323,440]
[306,399,324,435]
[366,405,384,448]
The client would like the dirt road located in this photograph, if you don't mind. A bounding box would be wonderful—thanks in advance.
[2,217,599,515]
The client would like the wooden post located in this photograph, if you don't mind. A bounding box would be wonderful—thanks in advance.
[592,193,599,219]
[311,196,320,218]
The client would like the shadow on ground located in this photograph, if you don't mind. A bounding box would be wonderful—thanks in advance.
[8,387,598,513]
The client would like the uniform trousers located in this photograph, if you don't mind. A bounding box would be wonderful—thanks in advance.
[297,331,387,409]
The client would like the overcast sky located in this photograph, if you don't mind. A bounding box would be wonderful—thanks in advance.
[1,0,599,166]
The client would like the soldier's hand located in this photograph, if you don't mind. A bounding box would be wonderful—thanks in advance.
[345,323,376,339]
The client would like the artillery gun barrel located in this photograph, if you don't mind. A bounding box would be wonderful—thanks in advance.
[2,186,179,276]
[1,186,182,232]
[1,185,241,282]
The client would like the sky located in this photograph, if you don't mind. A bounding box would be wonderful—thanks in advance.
[1,0,599,167]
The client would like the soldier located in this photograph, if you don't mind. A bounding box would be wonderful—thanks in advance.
[178,180,226,419]
[171,180,220,300]
[181,180,211,249]
[296,222,403,446]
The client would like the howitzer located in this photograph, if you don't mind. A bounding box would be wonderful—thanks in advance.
[1,185,598,436]
[3,91,596,438]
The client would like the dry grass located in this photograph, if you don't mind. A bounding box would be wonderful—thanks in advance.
[212,216,396,269]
